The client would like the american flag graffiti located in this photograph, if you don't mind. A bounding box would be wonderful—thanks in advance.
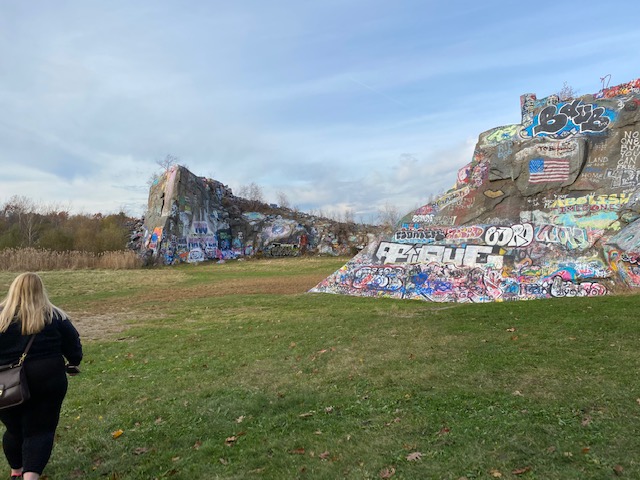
[528,158,570,183]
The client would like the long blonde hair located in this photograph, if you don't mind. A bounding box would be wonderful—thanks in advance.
[0,272,65,335]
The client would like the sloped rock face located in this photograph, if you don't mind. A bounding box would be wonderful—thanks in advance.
[311,79,640,302]
[140,165,379,264]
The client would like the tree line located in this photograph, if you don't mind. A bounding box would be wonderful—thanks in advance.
[0,196,133,253]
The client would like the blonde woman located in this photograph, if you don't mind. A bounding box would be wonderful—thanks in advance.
[0,273,82,480]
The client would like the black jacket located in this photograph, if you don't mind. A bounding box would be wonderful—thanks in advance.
[0,311,83,366]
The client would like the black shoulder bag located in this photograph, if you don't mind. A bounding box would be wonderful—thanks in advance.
[0,336,35,409]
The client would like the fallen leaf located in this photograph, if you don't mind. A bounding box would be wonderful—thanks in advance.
[171,456,181,462]
[581,416,592,426]
[438,427,450,435]
[299,412,314,418]
[225,436,237,446]
[379,466,396,478]
[219,458,228,465]
[154,417,163,425]
[324,406,334,414]
[289,448,306,455]
[490,469,502,478]
[235,415,245,423]
[512,466,532,475]
[385,417,401,426]
[111,429,124,439]
[319,451,330,460]
[512,390,524,397]
[192,440,202,450]
[582,447,591,454]
[506,327,516,332]
[133,447,149,455]
[613,465,624,476]
[406,451,423,461]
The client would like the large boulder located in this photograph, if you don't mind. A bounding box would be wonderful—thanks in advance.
[311,78,640,302]
[140,165,380,264]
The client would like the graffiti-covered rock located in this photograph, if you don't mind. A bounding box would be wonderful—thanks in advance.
[311,78,640,302]
[140,165,380,264]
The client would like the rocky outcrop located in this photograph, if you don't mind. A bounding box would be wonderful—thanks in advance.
[312,78,640,302]
[139,165,381,264]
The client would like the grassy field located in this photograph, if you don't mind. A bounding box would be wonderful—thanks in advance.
[1,257,640,479]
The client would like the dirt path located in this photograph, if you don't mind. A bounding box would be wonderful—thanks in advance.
[68,273,327,341]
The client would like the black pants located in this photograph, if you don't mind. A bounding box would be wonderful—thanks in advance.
[0,356,68,475]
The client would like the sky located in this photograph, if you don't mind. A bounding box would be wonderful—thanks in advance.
[1,0,639,222]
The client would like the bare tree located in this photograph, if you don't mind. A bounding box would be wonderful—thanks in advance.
[557,81,578,101]
[377,202,401,231]
[237,182,264,204]
[343,209,355,224]
[276,191,290,209]
[2,195,42,246]
[156,154,179,173]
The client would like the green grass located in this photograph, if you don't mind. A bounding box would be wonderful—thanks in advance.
[1,258,640,479]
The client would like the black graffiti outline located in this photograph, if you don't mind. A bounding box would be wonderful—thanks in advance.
[532,100,611,137]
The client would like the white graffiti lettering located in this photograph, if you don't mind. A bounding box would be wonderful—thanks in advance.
[606,168,640,188]
[619,131,640,168]
[534,224,590,250]
[484,223,534,247]
[375,242,504,269]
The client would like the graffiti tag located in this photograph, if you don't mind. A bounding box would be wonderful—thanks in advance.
[529,100,614,138]
[394,229,447,244]
[534,224,590,250]
[619,131,640,168]
[375,242,504,269]
[352,266,405,292]
[484,223,533,247]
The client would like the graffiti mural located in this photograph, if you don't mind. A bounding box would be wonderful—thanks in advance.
[311,78,640,303]
[525,100,616,138]
[140,164,382,263]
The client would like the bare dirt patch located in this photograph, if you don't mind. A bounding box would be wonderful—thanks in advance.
[67,273,327,341]
[67,312,134,341]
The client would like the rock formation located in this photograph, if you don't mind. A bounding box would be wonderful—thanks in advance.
[139,165,380,264]
[311,78,640,302]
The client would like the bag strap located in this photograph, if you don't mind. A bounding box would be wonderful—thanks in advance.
[16,336,35,367]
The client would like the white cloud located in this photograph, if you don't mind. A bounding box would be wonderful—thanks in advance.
[1,0,639,221]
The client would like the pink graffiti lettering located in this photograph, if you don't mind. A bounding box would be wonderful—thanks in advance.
[446,226,484,241]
